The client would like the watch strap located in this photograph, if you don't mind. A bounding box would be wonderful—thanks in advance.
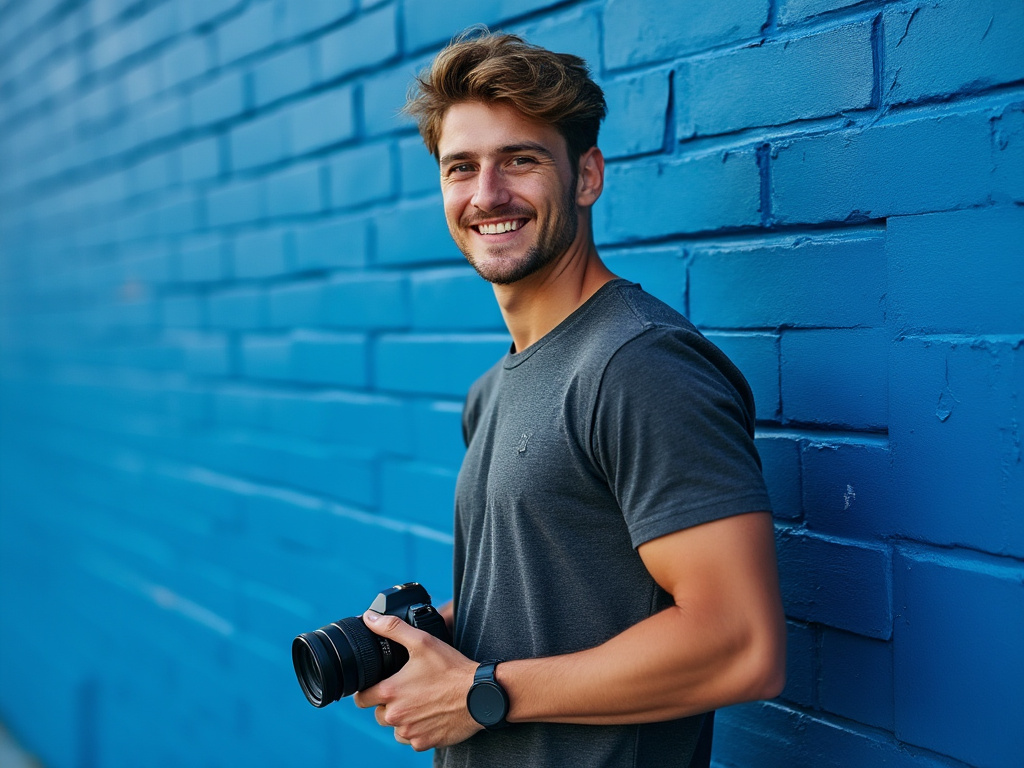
[468,659,509,730]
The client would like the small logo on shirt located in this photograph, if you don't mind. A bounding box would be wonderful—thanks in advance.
[517,432,532,455]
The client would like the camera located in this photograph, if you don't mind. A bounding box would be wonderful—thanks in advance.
[291,582,452,708]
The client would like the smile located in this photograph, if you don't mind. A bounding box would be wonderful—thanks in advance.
[473,219,527,235]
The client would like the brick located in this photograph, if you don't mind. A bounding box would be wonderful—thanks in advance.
[178,236,228,283]
[208,286,266,329]
[601,70,669,159]
[883,0,1024,106]
[267,279,325,328]
[412,399,465,468]
[602,246,686,314]
[598,150,761,244]
[772,110,995,224]
[180,136,221,183]
[887,206,1024,335]
[690,234,885,329]
[216,2,278,65]
[716,701,957,768]
[777,0,865,24]
[325,272,409,329]
[381,460,458,529]
[802,439,892,540]
[362,59,425,137]
[205,178,263,228]
[232,228,289,279]
[180,332,231,377]
[181,0,244,30]
[755,436,801,520]
[993,102,1024,203]
[410,267,503,330]
[213,386,268,429]
[781,621,816,707]
[160,34,210,90]
[399,136,439,196]
[703,332,780,421]
[287,86,356,155]
[781,328,888,430]
[374,197,462,266]
[603,0,768,70]
[402,0,501,53]
[128,151,177,197]
[189,70,246,127]
[290,330,368,387]
[678,22,874,138]
[328,142,393,209]
[162,294,204,328]
[375,334,510,397]
[513,7,602,71]
[314,392,413,453]
[889,337,1024,557]
[280,0,356,39]
[318,5,398,82]
[293,215,370,271]
[230,110,289,171]
[894,547,1024,766]
[820,629,893,731]
[252,45,314,108]
[138,97,188,145]
[265,161,324,218]
[155,192,199,236]
[285,441,376,506]
[240,334,290,379]
[776,528,891,638]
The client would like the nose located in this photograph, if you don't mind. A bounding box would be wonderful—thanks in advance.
[470,166,511,212]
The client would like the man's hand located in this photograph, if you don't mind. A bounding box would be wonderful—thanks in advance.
[352,610,483,751]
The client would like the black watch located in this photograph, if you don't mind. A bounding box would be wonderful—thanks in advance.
[466,660,510,730]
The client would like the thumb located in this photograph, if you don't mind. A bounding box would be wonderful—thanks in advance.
[362,610,423,646]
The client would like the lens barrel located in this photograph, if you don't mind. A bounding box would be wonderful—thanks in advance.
[291,616,407,707]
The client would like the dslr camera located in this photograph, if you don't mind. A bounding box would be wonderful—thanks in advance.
[291,582,451,708]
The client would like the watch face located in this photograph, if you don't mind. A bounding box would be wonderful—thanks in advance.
[470,683,507,726]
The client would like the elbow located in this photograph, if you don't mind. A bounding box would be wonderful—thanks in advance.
[743,625,787,702]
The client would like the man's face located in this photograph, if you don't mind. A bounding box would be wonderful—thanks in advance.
[437,101,580,285]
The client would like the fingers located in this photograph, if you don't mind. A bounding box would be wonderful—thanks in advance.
[374,704,412,749]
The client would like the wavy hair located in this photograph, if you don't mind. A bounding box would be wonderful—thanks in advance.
[404,29,607,167]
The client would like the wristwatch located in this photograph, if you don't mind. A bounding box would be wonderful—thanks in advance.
[466,660,510,730]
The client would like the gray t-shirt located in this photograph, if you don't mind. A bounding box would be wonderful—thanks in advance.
[435,280,771,768]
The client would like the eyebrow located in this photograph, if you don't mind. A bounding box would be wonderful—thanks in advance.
[439,142,556,167]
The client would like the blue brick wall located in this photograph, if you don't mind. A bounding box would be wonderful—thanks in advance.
[0,2,1021,767]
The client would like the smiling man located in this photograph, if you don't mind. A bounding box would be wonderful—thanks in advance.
[351,31,786,768]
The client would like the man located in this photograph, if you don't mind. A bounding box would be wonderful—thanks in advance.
[353,31,786,767]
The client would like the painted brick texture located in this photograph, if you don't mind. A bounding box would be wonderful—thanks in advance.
[0,2,1021,768]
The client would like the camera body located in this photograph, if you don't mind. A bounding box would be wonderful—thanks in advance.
[292,582,451,708]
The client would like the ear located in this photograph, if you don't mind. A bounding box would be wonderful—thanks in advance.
[575,146,604,208]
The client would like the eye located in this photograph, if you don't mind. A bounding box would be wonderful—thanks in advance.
[445,163,476,177]
[509,156,536,167]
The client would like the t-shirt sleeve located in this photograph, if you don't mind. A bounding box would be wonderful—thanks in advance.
[590,326,773,548]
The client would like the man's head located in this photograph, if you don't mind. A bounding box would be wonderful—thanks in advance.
[404,30,607,171]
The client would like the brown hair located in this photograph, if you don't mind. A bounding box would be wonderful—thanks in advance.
[404,29,607,167]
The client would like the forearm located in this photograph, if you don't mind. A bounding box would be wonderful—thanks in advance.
[498,602,784,725]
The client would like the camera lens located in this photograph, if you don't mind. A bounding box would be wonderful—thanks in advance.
[292,616,406,707]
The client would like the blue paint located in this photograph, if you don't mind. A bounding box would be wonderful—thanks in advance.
[0,2,1021,766]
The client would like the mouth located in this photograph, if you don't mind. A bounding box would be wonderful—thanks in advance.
[471,218,529,236]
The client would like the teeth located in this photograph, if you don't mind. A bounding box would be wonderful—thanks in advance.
[477,220,521,235]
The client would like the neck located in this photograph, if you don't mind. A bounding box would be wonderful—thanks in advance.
[492,234,616,352]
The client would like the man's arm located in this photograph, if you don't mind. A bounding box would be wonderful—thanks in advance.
[353,510,785,750]
[497,510,785,724]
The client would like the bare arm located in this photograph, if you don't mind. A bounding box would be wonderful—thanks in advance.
[354,511,785,749]
[498,511,786,724]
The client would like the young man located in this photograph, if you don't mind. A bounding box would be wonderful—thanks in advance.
[352,32,786,767]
